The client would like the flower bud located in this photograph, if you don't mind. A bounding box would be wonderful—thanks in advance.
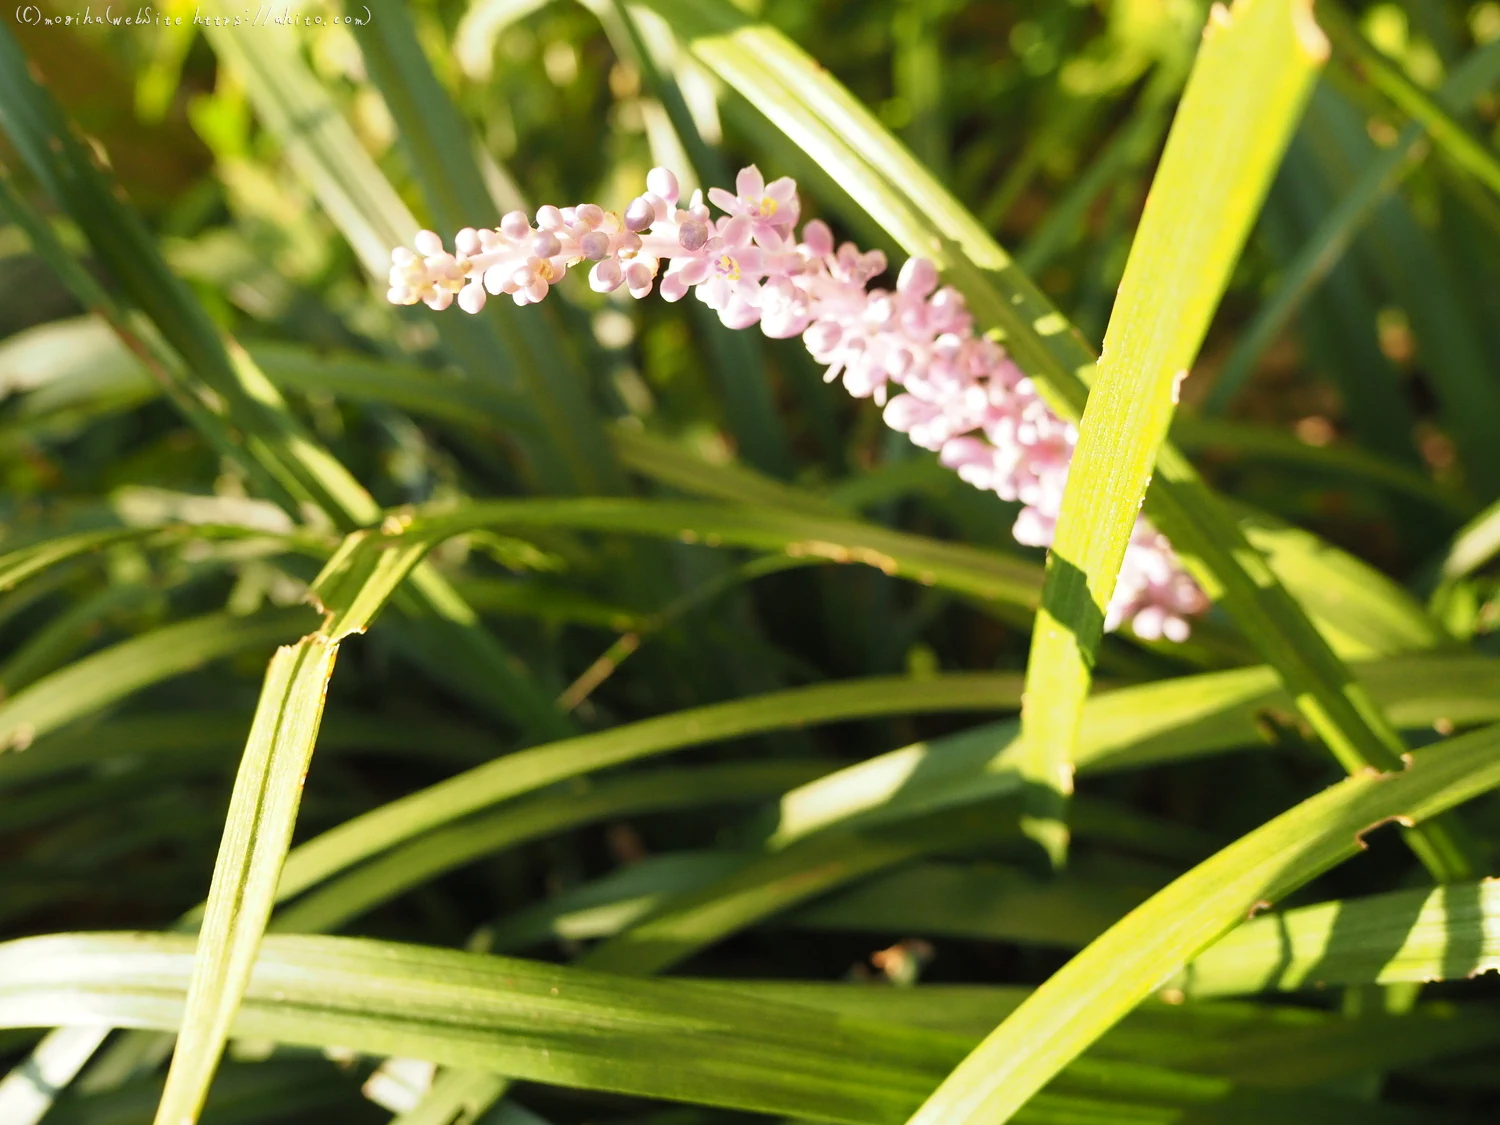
[458,281,488,314]
[625,259,656,297]
[532,230,563,259]
[536,205,565,230]
[578,231,612,261]
[897,257,938,298]
[677,219,709,252]
[456,228,482,257]
[414,230,444,257]
[647,167,680,205]
[589,258,624,292]
[624,196,655,233]
[500,211,531,240]
[575,203,605,229]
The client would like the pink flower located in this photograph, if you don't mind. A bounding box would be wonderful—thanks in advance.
[384,165,1208,641]
[707,164,800,246]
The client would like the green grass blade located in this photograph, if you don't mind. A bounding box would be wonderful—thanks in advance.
[902,717,1500,1125]
[0,528,160,595]
[273,670,1024,905]
[271,760,825,934]
[0,608,315,752]
[728,981,1500,1091]
[1018,0,1328,864]
[0,932,1479,1125]
[1439,493,1500,581]
[516,654,1500,979]
[631,0,1478,881]
[151,636,337,1125]
[1173,879,1500,997]
[307,498,1043,640]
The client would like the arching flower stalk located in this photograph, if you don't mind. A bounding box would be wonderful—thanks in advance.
[387,166,1208,640]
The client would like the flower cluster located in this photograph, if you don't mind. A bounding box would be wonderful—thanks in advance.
[387,166,1208,640]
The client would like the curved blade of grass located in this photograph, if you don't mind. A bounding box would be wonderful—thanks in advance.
[1019,0,1329,865]
[0,607,315,752]
[633,0,1479,881]
[266,650,1500,926]
[729,980,1500,1092]
[617,424,1447,657]
[0,933,1476,1125]
[271,760,827,934]
[0,932,970,1125]
[307,498,1043,639]
[273,670,1025,905]
[150,633,338,1125]
[0,528,160,595]
[903,716,1500,1125]
[781,858,1160,949]
[0,581,173,698]
[488,851,744,950]
[504,649,1500,982]
[1437,493,1500,583]
[1171,879,1500,997]
[1233,506,1448,658]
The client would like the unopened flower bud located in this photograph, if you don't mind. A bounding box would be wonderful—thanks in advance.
[414,230,444,256]
[625,259,656,297]
[578,231,612,260]
[536,205,565,230]
[456,228,482,257]
[500,211,531,240]
[589,258,624,292]
[458,281,488,314]
[624,196,655,232]
[575,203,604,229]
[678,219,709,252]
[647,167,680,205]
[532,230,562,259]
[897,258,938,298]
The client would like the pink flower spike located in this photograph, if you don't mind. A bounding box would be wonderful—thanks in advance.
[382,163,1208,643]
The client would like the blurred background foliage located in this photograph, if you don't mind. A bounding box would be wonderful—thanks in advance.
[3,0,1500,1122]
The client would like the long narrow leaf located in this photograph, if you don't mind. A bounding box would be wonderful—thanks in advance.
[151,635,337,1125]
[1019,0,1327,863]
